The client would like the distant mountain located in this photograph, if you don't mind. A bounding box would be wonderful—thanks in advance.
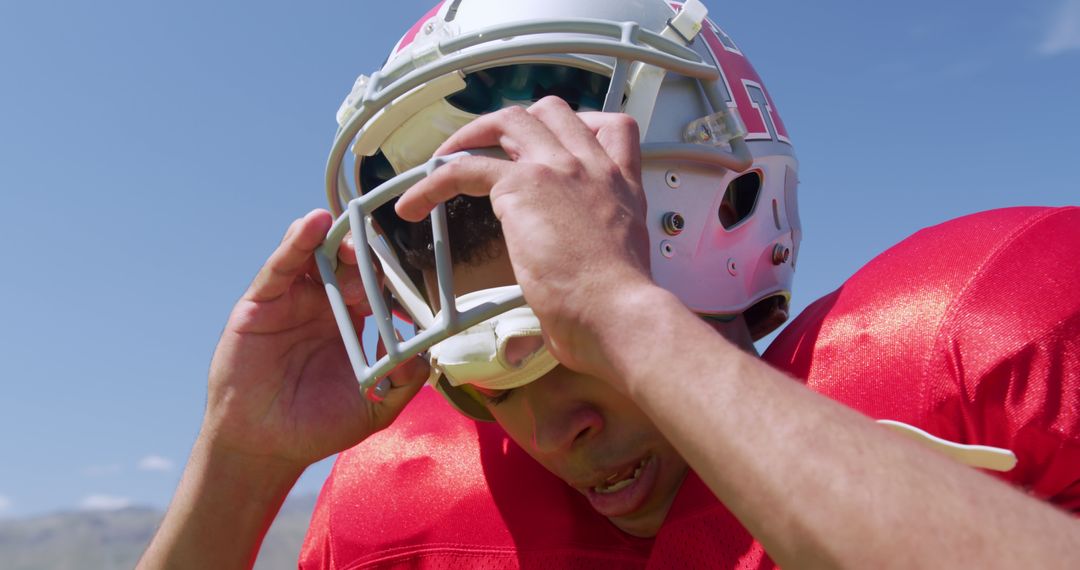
[0,494,317,570]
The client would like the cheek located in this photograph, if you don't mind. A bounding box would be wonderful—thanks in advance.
[488,402,535,449]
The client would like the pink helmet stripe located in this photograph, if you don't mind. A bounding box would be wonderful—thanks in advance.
[392,1,448,56]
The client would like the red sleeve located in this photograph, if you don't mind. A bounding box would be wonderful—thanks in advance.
[929,207,1080,509]
[765,206,1080,511]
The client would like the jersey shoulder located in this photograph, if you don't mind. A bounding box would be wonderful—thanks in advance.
[765,206,1080,509]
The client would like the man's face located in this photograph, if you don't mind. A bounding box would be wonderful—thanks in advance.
[422,248,688,537]
[474,367,689,537]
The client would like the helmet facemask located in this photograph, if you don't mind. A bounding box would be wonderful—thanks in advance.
[315,0,797,420]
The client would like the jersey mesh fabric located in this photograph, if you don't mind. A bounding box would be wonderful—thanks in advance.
[300,206,1080,568]
[298,387,773,570]
[765,206,1080,510]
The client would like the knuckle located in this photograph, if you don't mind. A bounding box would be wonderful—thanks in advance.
[548,153,578,173]
[520,162,554,180]
[598,161,624,184]
[438,156,466,176]
[532,95,569,111]
[430,160,466,191]
[500,104,530,122]
[612,113,640,137]
[283,218,302,240]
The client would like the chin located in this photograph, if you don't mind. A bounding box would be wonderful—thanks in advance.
[608,512,667,538]
[608,456,689,538]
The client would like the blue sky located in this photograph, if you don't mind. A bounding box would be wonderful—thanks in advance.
[0,0,1077,518]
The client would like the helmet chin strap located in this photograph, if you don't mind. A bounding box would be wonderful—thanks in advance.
[876,420,1017,473]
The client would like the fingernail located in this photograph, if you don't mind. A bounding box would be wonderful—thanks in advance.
[371,377,392,401]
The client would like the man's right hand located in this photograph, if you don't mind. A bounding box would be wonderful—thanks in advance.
[142,210,428,569]
[202,208,427,471]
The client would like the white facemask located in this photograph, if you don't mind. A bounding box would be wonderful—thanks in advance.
[427,286,559,391]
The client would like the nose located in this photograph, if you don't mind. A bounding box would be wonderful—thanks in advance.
[525,387,604,455]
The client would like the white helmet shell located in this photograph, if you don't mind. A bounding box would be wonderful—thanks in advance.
[317,0,799,419]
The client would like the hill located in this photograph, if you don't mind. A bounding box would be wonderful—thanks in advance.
[0,494,317,570]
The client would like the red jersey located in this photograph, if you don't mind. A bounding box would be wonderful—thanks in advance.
[300,207,1080,568]
[298,388,765,569]
[765,206,1080,508]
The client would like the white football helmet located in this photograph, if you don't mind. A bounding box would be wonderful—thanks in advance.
[316,0,800,420]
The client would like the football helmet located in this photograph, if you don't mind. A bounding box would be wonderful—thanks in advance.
[316,0,800,420]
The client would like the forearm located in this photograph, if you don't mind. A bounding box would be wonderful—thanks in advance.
[138,436,304,570]
[604,285,1078,569]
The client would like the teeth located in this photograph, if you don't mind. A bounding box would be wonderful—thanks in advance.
[593,457,649,494]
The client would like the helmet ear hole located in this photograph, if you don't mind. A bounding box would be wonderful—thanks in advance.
[718,171,762,229]
[744,296,789,341]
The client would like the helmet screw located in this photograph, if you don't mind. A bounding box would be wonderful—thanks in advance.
[662,212,685,236]
[727,258,738,276]
[424,21,435,34]
[772,244,791,265]
[665,170,681,189]
[660,240,675,259]
[694,125,711,143]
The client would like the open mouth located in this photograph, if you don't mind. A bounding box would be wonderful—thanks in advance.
[583,454,659,518]
[593,456,650,494]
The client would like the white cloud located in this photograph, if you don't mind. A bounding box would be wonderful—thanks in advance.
[137,455,175,472]
[80,494,132,511]
[0,495,12,513]
[1039,0,1080,55]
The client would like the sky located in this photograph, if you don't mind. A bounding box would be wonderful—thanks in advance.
[0,0,1077,519]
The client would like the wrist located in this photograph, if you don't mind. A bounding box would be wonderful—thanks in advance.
[197,402,325,475]
[580,280,683,391]
[590,282,750,400]
[140,434,304,569]
[189,429,308,494]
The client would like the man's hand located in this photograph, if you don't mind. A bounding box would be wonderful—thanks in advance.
[205,208,427,469]
[140,210,427,569]
[396,97,655,381]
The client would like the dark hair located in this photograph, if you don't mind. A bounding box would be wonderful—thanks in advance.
[360,149,505,272]
[400,195,505,270]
